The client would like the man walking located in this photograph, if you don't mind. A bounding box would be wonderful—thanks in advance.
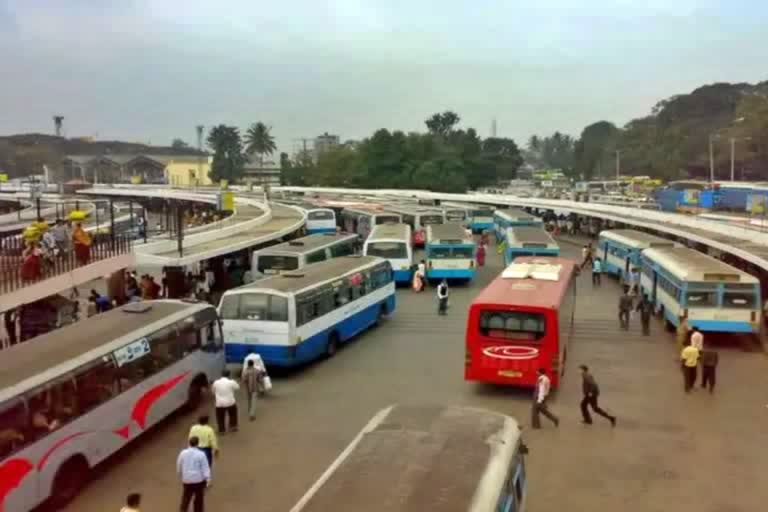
[581,244,593,270]
[680,341,700,392]
[177,436,210,512]
[189,415,218,468]
[242,359,262,420]
[436,279,449,315]
[636,295,653,336]
[700,348,719,393]
[618,289,632,330]
[591,258,602,286]
[531,369,559,429]
[211,370,239,434]
[579,365,616,426]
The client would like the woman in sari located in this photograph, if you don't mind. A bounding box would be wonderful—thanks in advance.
[20,241,43,282]
[476,242,486,267]
[72,222,92,265]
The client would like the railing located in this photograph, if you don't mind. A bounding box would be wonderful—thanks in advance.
[0,234,133,295]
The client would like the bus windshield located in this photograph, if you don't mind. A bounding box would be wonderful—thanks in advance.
[308,210,334,220]
[471,209,493,217]
[421,215,443,225]
[220,293,289,322]
[479,310,545,341]
[428,246,474,259]
[367,242,408,259]
[257,255,300,274]
[376,215,400,225]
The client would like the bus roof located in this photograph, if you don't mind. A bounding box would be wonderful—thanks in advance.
[366,223,411,242]
[226,256,384,294]
[507,226,557,246]
[471,256,577,311]
[494,209,540,222]
[642,247,759,283]
[427,223,472,244]
[0,300,209,401]
[599,229,678,249]
[256,233,357,256]
[291,405,521,512]
[342,206,392,216]
[386,206,444,216]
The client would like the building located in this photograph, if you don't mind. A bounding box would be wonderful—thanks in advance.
[61,154,212,186]
[314,132,340,161]
[243,159,281,187]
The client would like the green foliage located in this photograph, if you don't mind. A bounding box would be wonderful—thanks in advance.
[207,125,246,183]
[244,122,276,167]
[525,132,575,174]
[280,112,523,192]
[574,121,620,180]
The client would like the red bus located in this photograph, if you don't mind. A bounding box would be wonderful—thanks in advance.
[464,257,578,388]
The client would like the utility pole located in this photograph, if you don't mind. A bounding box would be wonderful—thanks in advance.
[730,137,736,182]
[615,150,621,180]
[53,116,64,137]
[196,125,204,187]
[709,134,716,183]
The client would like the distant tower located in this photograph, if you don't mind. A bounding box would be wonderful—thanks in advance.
[53,116,64,137]
[196,125,204,187]
[491,118,497,138]
[196,125,204,151]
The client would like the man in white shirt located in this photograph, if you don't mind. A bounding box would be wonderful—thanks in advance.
[177,436,210,512]
[531,368,559,429]
[211,370,240,434]
[690,326,704,351]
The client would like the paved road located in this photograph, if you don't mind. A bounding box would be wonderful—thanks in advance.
[67,241,768,512]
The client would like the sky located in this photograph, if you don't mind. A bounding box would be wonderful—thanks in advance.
[1,0,767,155]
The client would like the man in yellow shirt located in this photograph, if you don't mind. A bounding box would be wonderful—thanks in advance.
[680,342,700,393]
[189,415,218,469]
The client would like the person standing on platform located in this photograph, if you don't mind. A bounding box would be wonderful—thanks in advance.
[579,365,616,427]
[700,348,719,393]
[177,436,210,512]
[242,359,262,420]
[618,289,632,330]
[636,295,654,336]
[531,369,559,429]
[189,415,218,468]
[591,258,602,286]
[436,279,449,315]
[476,241,486,267]
[211,370,239,434]
[680,341,700,392]
[690,326,704,351]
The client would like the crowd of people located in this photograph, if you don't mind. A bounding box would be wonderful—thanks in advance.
[18,218,93,283]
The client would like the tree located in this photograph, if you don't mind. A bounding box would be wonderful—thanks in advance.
[207,125,246,183]
[425,111,461,136]
[171,138,189,149]
[482,137,524,181]
[574,121,619,180]
[244,122,277,170]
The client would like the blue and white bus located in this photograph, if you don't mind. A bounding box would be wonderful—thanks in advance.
[363,223,413,284]
[251,233,358,276]
[639,246,761,334]
[387,206,445,247]
[443,205,469,224]
[303,206,337,234]
[598,229,679,279]
[219,256,396,366]
[503,226,559,265]
[340,207,401,239]
[289,405,527,512]
[466,205,495,234]
[494,209,543,242]
[425,223,477,281]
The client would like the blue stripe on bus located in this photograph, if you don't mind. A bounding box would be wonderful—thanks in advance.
[427,268,476,280]
[601,260,623,276]
[393,269,413,283]
[224,295,397,366]
[306,227,337,234]
[659,306,756,334]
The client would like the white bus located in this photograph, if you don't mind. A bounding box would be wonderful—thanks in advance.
[252,233,359,276]
[598,229,679,279]
[303,206,337,234]
[290,405,528,512]
[220,256,396,366]
[425,223,477,281]
[503,226,560,266]
[0,300,224,512]
[494,209,543,242]
[639,246,761,334]
[387,206,445,247]
[363,223,413,284]
[340,207,401,239]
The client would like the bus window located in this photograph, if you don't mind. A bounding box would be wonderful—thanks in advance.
[178,320,202,355]
[257,255,299,273]
[308,210,333,220]
[723,291,755,308]
[306,250,327,264]
[75,358,119,413]
[452,247,474,258]
[268,295,289,321]
[147,326,181,370]
[686,290,717,307]
[239,294,269,320]
[429,247,451,259]
[367,242,407,259]
[330,241,355,257]
[0,400,28,457]
[480,311,546,341]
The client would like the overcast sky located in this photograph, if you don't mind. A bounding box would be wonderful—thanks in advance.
[1,0,767,154]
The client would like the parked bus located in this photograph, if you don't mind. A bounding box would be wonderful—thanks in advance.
[388,206,445,247]
[363,223,413,284]
[494,209,543,242]
[598,229,679,279]
[0,300,223,512]
[340,207,401,239]
[467,206,495,234]
[219,256,396,366]
[465,257,577,388]
[302,205,337,234]
[289,405,527,512]
[251,233,358,276]
[639,247,761,334]
[443,206,469,223]
[503,226,559,265]
[425,223,477,281]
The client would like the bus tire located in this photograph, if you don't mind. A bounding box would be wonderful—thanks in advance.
[185,375,208,411]
[326,332,339,357]
[375,304,387,325]
[50,455,90,508]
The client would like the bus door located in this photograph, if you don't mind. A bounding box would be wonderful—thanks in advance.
[651,271,659,303]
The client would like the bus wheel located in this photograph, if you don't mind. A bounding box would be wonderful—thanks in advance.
[51,456,90,508]
[185,375,208,411]
[326,333,339,357]
[375,304,387,325]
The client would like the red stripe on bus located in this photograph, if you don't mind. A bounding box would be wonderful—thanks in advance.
[0,458,33,512]
[131,372,190,430]
[37,432,91,470]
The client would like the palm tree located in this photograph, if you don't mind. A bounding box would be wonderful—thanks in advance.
[245,122,277,171]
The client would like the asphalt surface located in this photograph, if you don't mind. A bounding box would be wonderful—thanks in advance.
[66,240,768,512]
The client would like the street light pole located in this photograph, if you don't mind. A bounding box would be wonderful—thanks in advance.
[709,135,715,182]
[730,137,736,182]
[615,150,621,180]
